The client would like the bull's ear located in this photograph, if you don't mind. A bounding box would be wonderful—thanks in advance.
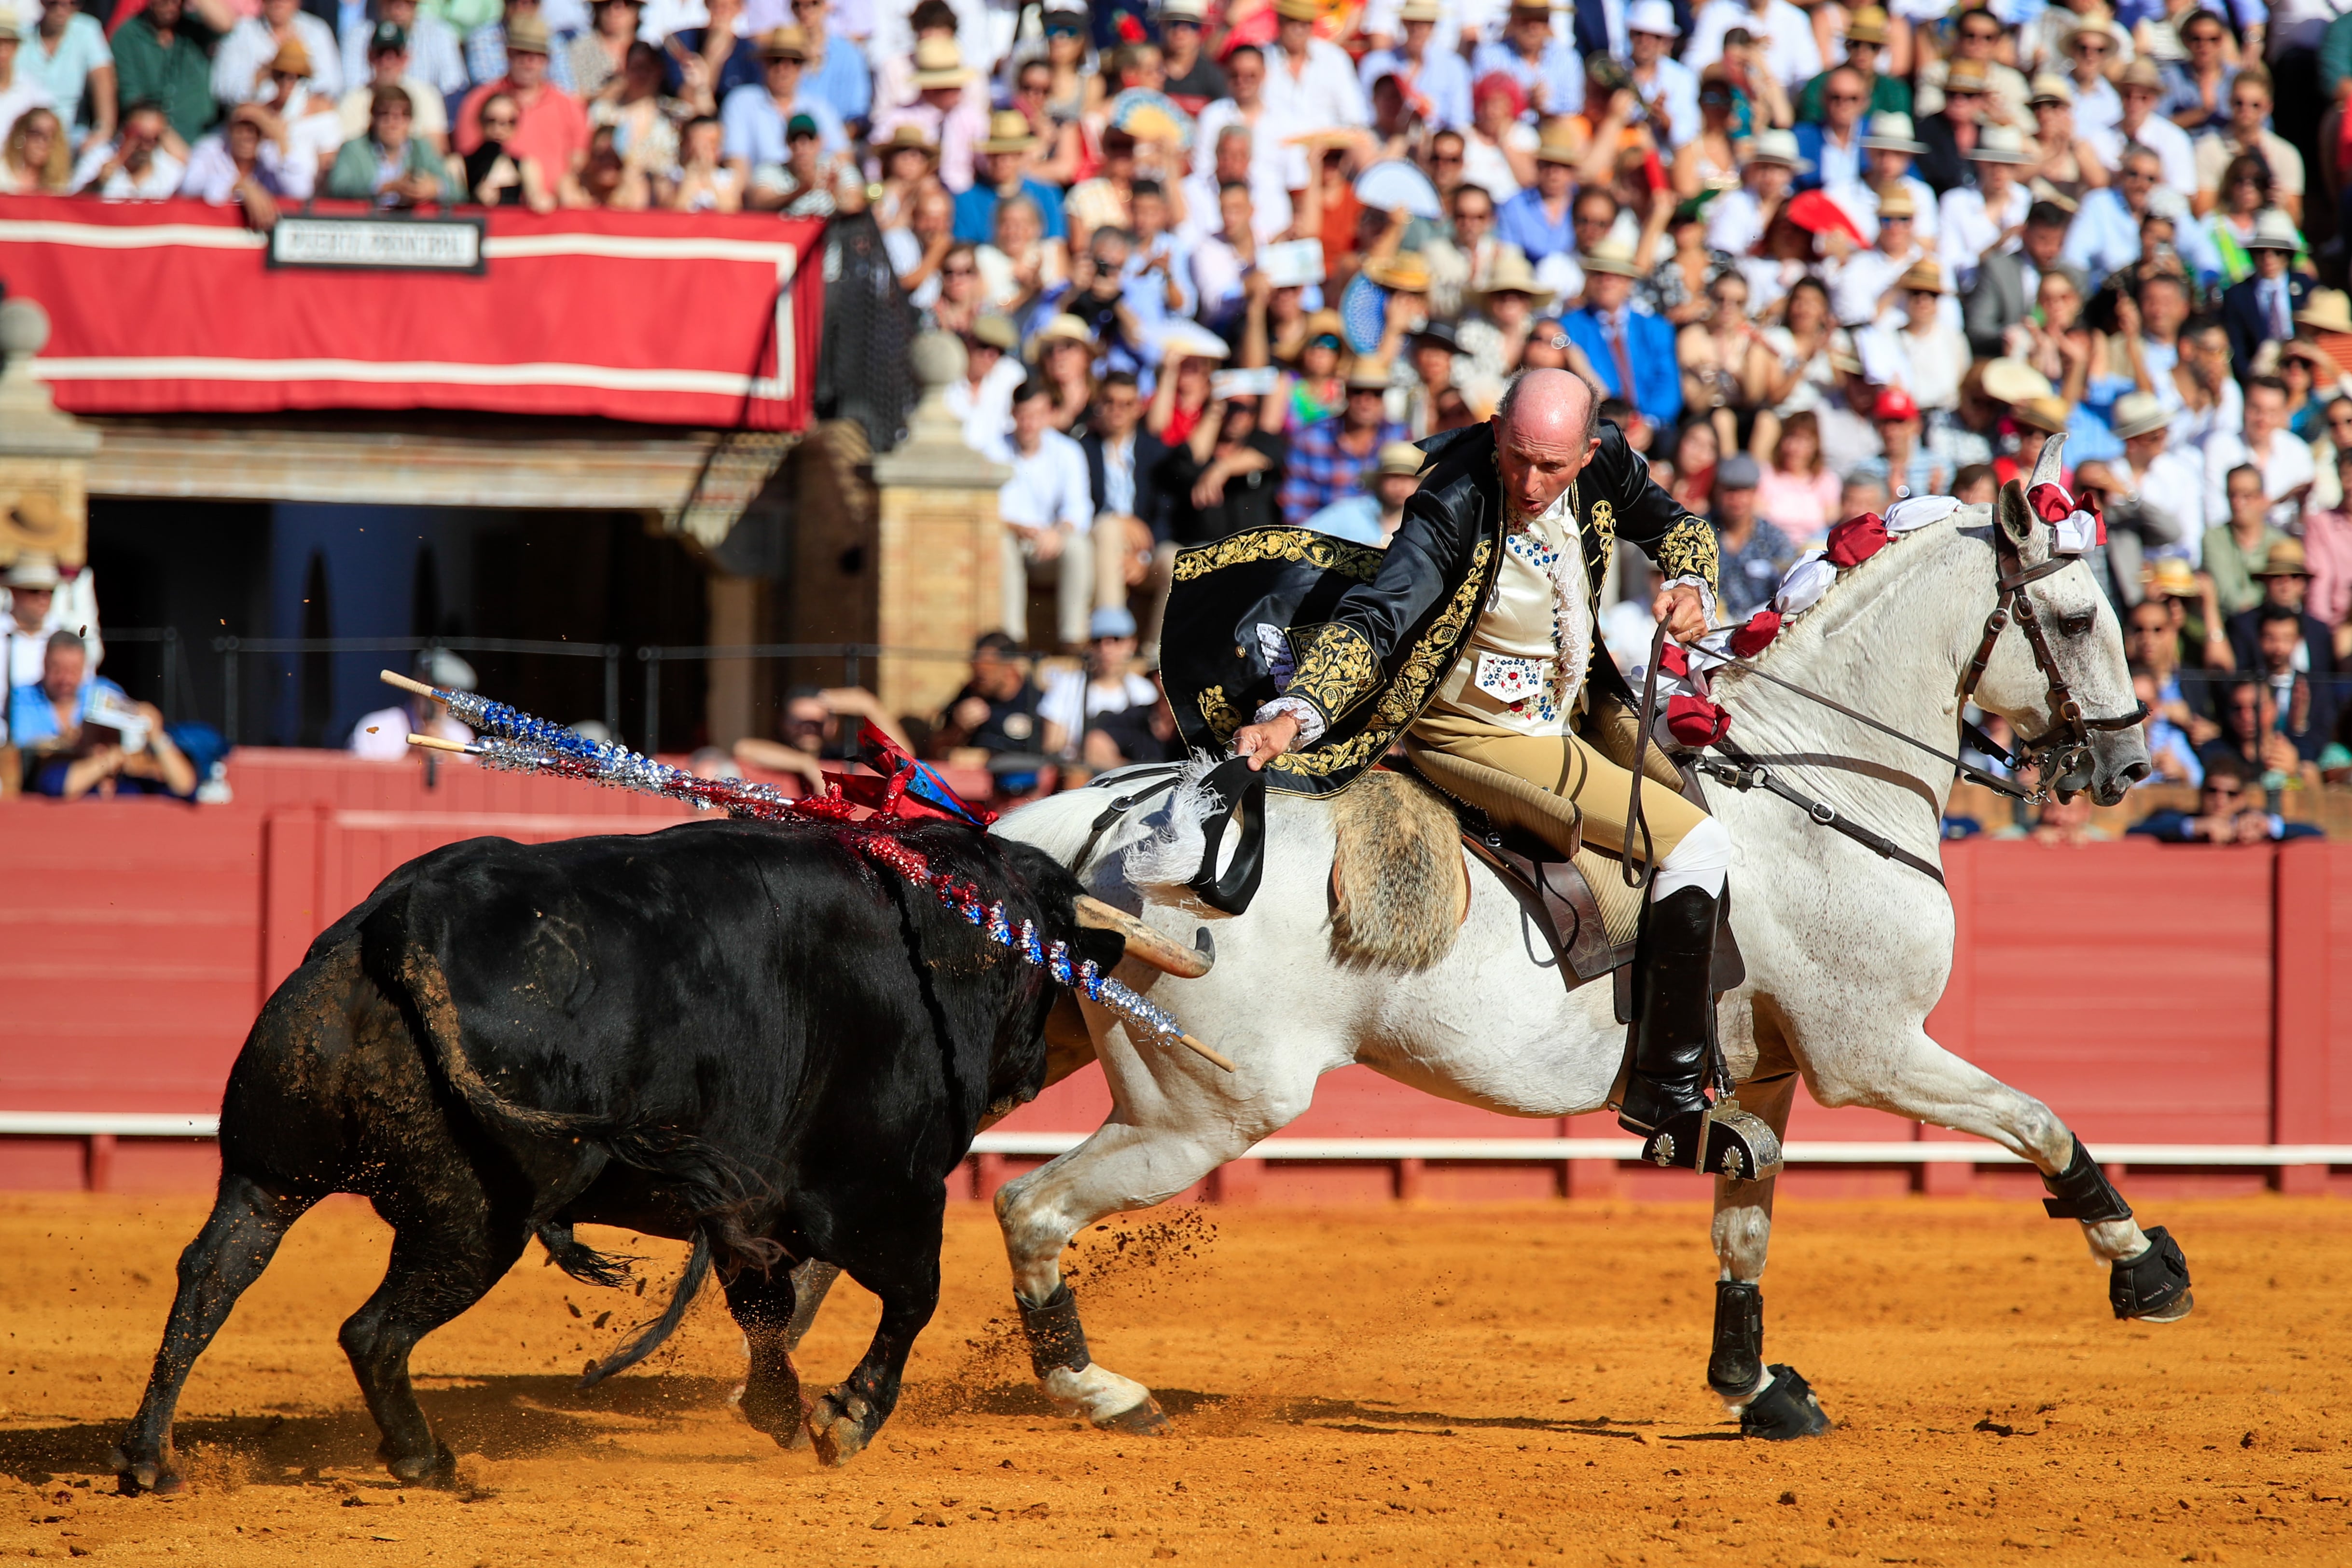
[1996,477,2036,549]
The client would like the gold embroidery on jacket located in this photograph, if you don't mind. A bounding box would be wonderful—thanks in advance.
[1173,528,1385,584]
[1286,621,1380,723]
[1197,685,1243,741]
[1659,512,1720,589]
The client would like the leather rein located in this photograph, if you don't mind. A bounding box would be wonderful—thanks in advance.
[1671,522,2146,886]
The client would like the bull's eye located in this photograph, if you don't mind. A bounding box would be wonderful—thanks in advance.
[2058,611,2095,638]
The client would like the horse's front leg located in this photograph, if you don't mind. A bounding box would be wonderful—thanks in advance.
[1806,1021,2192,1323]
[1708,1073,1830,1439]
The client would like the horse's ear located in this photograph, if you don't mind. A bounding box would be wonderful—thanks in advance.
[2028,431,2067,492]
[1996,478,2036,549]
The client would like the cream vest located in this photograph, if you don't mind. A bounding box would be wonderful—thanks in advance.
[1418,481,1593,737]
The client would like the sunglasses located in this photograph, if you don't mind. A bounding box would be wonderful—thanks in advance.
[483,113,519,127]
[1826,92,1864,103]
[942,263,977,276]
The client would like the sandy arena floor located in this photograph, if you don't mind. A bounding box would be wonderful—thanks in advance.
[0,1192,2344,1566]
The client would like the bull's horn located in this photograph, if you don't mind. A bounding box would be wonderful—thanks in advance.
[1075,896,1214,978]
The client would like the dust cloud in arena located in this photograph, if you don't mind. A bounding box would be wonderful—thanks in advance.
[0,1195,2344,1564]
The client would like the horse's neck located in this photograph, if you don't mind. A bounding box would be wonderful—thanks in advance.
[1717,520,1999,826]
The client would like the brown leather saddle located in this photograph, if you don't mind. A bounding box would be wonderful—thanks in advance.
[1384,757,1745,1021]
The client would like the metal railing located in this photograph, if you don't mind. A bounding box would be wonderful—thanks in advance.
[635,642,971,756]
[211,636,623,746]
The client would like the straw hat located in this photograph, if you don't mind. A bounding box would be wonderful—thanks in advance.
[1748,128,1808,169]
[1897,258,1949,294]
[1862,111,1924,152]
[1943,62,1991,95]
[1345,361,1396,391]
[1377,441,1425,477]
[1875,184,1917,220]
[2295,288,2352,334]
[2108,390,2171,440]
[1029,314,1097,357]
[1363,252,1432,292]
[911,35,973,87]
[1579,237,1642,278]
[3,550,59,591]
[969,314,1020,351]
[757,24,808,60]
[1968,124,2034,165]
[2027,73,2074,106]
[2119,59,2163,92]
[2247,208,2302,252]
[2146,557,2199,598]
[267,36,315,74]
[2251,539,2311,577]
[1300,308,1345,343]
[1978,357,2054,404]
[501,15,549,55]
[1534,125,1582,166]
[1474,246,1547,301]
[1844,5,1889,44]
[1273,0,1320,20]
[2013,395,2071,434]
[977,110,1037,153]
[878,121,937,157]
[1396,0,1442,18]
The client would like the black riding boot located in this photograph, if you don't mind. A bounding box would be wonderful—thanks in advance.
[1614,886,1782,1179]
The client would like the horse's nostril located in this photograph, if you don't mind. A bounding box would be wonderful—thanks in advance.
[2119,759,2152,787]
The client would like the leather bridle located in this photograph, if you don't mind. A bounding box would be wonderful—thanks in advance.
[1956,524,2149,802]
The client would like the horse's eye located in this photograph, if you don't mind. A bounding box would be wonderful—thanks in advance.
[2059,612,2095,638]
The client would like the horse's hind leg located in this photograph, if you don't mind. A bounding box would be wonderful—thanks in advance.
[113,1173,317,1495]
[1807,1022,2191,1322]
[339,1186,532,1485]
[1706,1074,1829,1439]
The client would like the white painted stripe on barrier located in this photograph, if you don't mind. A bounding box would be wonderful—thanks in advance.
[30,357,784,399]
[2,1116,2345,1167]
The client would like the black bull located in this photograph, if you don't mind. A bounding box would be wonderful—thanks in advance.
[111,816,1123,1492]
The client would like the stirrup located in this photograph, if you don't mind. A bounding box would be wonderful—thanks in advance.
[1637,1103,1785,1181]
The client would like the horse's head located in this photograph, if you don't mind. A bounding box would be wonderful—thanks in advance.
[1966,438,2150,806]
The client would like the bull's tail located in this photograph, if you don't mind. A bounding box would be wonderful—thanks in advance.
[537,1221,637,1290]
[382,921,788,1280]
[577,1228,713,1389]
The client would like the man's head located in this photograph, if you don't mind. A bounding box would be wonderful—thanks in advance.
[1506,1,1550,53]
[2200,752,2254,818]
[2256,541,2311,609]
[1954,5,2003,57]
[1226,43,1264,107]
[1840,472,1889,520]
[118,101,167,155]
[2229,66,2273,140]
[371,83,414,146]
[2327,398,2352,458]
[760,28,805,99]
[1490,369,1601,517]
[40,629,83,705]
[1217,178,1252,240]
[2113,146,2161,216]
[2125,598,2175,673]
[1274,0,1314,57]
[2118,60,2163,126]
[262,0,298,25]
[1452,180,1494,244]
[967,632,1024,700]
[2067,20,2116,80]
[1096,370,1141,438]
[148,0,184,29]
[1744,132,1797,202]
[2022,200,2070,268]
[1211,123,1253,186]
[2245,375,2288,446]
[1535,145,1574,199]
[1713,452,1760,526]
[1373,441,1423,510]
[2226,462,2268,529]
[1010,377,1054,448]
[2138,271,2190,337]
[506,16,550,89]
[1629,0,1677,67]
[1428,127,1466,191]
[1572,187,1619,251]
[2256,602,2302,674]
[369,22,410,85]
[1822,65,1868,132]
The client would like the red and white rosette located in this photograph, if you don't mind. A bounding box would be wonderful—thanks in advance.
[2026,480,2104,555]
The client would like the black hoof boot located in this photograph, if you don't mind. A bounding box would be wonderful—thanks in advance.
[1739,1365,1830,1440]
[2110,1226,2193,1322]
[1707,1281,1763,1400]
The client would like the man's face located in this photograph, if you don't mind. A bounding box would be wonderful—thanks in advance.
[1943,85,1984,125]
[964,338,1000,379]
[1572,198,1614,250]
[2117,156,2159,211]
[2257,617,2300,673]
[41,644,81,703]
[1588,270,1632,313]
[1276,15,1310,55]
[2263,566,2309,610]
[1413,342,1452,385]
[1091,235,1129,279]
[1823,70,1866,130]
[1956,10,2002,56]
[1716,482,1757,524]
[2184,16,2226,64]
[1012,392,1050,445]
[373,45,409,85]
[375,97,413,143]
[263,0,297,25]
[2121,82,2159,125]
[1847,38,1880,75]
[1536,159,1572,198]
[123,109,166,153]
[765,56,800,97]
[1749,161,1791,202]
[781,697,829,751]
[2227,471,2267,526]
[2230,82,2269,135]
[1491,398,1598,516]
[1840,481,1886,518]
[2246,385,2286,444]
[1343,385,1385,430]
[150,0,184,27]
[2126,603,2172,666]
[1402,17,1433,53]
[1098,381,1141,437]
[2122,428,2167,468]
[1227,50,1262,105]
[2141,279,2188,336]
[1453,189,1492,241]
[1508,8,1548,50]
[1219,184,1252,236]
[1214,129,1251,183]
[227,117,262,159]
[1164,17,1199,55]
[1632,27,1667,67]
[2070,29,2113,79]
[1878,210,1914,255]
[509,48,548,89]
[1868,147,1912,185]
[1376,471,1419,509]
[11,584,51,632]
[969,652,1022,701]
[2023,218,2065,268]
[2255,246,2289,280]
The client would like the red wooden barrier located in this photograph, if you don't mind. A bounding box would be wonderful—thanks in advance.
[0,808,2344,1198]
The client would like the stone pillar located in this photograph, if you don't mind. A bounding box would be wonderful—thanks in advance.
[0,299,100,566]
[869,332,1008,725]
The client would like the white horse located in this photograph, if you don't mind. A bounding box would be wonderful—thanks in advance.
[974,460,2186,1438]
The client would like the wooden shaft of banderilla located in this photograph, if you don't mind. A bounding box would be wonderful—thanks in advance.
[380,669,439,700]
[407,733,475,755]
[1175,1032,1236,1073]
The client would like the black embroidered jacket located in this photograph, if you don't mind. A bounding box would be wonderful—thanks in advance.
[1160,418,1719,797]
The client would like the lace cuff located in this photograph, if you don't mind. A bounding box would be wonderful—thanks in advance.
[1662,574,1720,630]
[1250,696,1328,746]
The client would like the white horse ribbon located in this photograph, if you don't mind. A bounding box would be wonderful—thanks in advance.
[1882,494,1960,533]
[1772,550,1839,616]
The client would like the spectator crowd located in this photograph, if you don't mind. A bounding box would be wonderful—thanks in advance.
[12,0,2352,829]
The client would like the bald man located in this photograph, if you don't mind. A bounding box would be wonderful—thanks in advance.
[1165,370,1761,1177]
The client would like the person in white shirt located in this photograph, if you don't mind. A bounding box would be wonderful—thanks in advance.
[1937,123,2033,292]
[2075,391,2200,596]
[1863,258,1970,413]
[1703,126,1800,258]
[67,99,183,195]
[2201,375,2317,532]
[993,377,1097,649]
[211,0,343,107]
[0,21,55,151]
[944,314,1024,452]
[2059,18,2125,141]
[1179,119,1291,246]
[1829,181,1922,326]
[1626,0,1699,150]
[1684,0,1822,91]
[1858,111,1938,244]
[1038,605,1156,760]
[1356,0,1472,129]
[337,23,450,155]
[2090,58,2195,193]
[1262,0,1369,190]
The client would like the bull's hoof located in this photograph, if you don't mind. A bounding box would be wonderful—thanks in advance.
[110,1444,181,1497]
[384,1442,458,1487]
[1095,1397,1170,1436]
[807,1390,874,1467]
[1739,1365,1830,1441]
[740,1380,812,1448]
[2112,1227,2193,1322]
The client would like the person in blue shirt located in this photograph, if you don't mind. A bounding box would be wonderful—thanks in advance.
[719,24,849,199]
[1494,137,1578,261]
[1563,240,1683,433]
[953,110,1068,244]
[9,631,197,800]
[785,0,871,133]
[1470,0,1583,120]
[1357,0,1472,129]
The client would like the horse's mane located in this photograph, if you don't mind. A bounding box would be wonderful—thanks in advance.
[1724,502,1992,681]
